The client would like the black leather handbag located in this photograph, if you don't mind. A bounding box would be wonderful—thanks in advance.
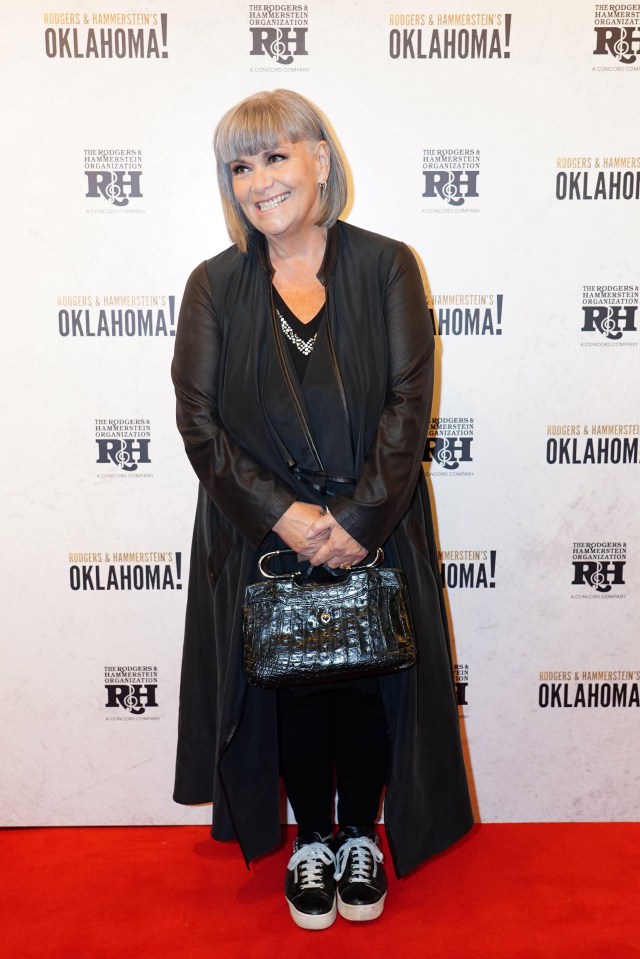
[243,548,416,687]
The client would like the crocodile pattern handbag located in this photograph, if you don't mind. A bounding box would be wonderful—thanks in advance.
[243,549,416,687]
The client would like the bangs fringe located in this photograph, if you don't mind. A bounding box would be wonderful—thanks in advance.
[215,98,323,163]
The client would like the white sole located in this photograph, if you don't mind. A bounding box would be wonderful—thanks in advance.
[287,899,337,930]
[337,891,387,922]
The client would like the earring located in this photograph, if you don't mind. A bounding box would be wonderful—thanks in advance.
[319,181,327,195]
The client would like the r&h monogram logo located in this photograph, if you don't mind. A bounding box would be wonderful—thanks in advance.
[84,149,143,208]
[96,438,150,472]
[250,26,307,62]
[571,542,626,595]
[95,419,151,474]
[104,666,158,716]
[249,5,309,64]
[581,286,638,342]
[423,170,479,206]
[85,171,142,207]
[105,684,158,715]
[422,148,480,208]
[424,417,474,472]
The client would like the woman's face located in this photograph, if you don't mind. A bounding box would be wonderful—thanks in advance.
[229,139,329,244]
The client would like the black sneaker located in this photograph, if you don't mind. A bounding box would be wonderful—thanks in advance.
[285,835,337,930]
[334,830,387,921]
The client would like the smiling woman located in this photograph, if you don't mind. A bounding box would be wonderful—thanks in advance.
[171,89,473,931]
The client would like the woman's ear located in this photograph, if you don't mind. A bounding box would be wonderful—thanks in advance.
[316,140,330,179]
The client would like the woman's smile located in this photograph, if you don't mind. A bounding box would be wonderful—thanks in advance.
[255,191,291,213]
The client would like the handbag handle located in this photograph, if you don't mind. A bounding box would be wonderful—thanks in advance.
[258,547,384,581]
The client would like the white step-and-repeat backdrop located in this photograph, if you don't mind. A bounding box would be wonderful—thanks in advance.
[2,1,639,827]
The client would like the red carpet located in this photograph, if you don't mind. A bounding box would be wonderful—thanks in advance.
[2,824,638,959]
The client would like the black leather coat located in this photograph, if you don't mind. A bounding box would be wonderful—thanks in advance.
[171,221,473,877]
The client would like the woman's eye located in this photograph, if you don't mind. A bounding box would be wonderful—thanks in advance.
[230,164,249,176]
[267,153,287,164]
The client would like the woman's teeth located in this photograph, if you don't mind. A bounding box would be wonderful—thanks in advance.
[257,193,290,212]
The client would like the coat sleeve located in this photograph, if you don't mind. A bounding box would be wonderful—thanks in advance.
[327,244,434,552]
[171,262,296,548]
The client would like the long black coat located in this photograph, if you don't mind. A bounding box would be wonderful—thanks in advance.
[171,221,473,878]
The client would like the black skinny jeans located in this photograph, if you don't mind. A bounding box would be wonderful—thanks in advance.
[277,680,391,840]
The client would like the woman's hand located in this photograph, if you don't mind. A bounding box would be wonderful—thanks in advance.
[272,502,330,556]
[305,511,367,568]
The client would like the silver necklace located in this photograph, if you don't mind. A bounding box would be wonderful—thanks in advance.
[277,309,318,356]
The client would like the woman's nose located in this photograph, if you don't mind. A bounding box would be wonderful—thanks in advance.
[252,164,274,192]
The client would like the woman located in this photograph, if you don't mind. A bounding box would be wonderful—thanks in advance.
[172,89,473,930]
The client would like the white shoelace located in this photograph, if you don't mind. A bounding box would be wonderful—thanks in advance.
[287,841,336,890]
[334,836,384,883]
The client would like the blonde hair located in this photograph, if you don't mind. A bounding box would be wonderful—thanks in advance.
[214,89,348,253]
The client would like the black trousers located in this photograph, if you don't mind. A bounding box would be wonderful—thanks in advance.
[277,679,391,839]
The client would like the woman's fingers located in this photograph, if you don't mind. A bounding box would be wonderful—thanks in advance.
[308,544,367,568]
[306,521,367,567]
[272,502,332,553]
[307,513,336,537]
[273,504,367,565]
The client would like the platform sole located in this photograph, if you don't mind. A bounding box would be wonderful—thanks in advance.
[287,899,337,930]
[337,891,387,922]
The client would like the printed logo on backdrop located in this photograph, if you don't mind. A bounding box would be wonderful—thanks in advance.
[454,663,469,717]
[57,295,175,337]
[593,4,640,70]
[389,12,511,59]
[249,4,309,71]
[546,423,640,465]
[105,666,159,720]
[424,418,474,475]
[422,149,480,213]
[581,285,638,347]
[96,419,152,479]
[537,670,640,708]
[571,542,627,599]
[439,550,497,589]
[69,552,182,591]
[85,150,143,212]
[429,292,503,335]
[556,156,640,201]
[44,12,168,59]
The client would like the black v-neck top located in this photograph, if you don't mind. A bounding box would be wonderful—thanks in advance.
[272,286,325,382]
